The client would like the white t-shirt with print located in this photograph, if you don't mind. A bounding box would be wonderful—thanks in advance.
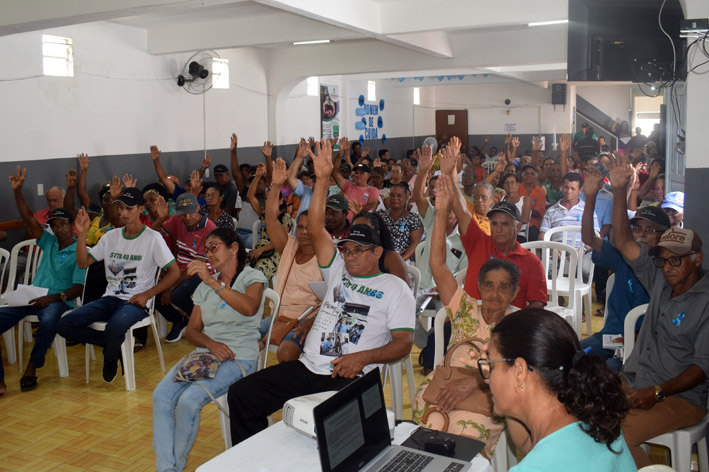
[300,253,415,376]
[89,226,175,301]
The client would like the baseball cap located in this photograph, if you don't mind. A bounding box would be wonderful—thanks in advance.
[630,206,670,230]
[113,187,145,207]
[649,228,703,257]
[325,194,349,212]
[582,122,589,128]
[175,193,199,215]
[337,224,381,247]
[213,164,229,174]
[661,191,684,213]
[353,164,371,173]
[521,164,538,174]
[47,208,74,223]
[339,163,352,173]
[487,201,521,221]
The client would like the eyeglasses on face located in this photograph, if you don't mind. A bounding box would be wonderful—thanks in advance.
[652,253,695,268]
[204,241,225,254]
[339,246,375,258]
[477,358,513,379]
[631,225,663,235]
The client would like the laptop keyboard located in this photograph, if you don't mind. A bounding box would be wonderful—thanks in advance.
[442,463,466,472]
[378,450,433,472]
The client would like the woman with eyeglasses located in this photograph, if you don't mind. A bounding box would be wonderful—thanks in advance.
[412,174,520,458]
[203,182,235,230]
[471,308,635,471]
[152,228,268,472]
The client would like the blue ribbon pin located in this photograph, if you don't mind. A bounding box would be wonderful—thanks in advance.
[671,312,686,327]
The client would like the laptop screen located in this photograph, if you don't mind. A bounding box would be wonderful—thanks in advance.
[314,368,392,472]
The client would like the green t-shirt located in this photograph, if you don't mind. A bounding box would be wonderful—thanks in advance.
[192,266,268,361]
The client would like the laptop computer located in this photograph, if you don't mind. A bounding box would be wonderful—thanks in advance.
[313,368,472,472]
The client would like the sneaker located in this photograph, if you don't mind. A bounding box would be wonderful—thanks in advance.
[166,318,188,343]
[103,358,119,383]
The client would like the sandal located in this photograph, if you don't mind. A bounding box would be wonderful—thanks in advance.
[594,307,605,317]
[20,376,38,392]
[133,341,145,353]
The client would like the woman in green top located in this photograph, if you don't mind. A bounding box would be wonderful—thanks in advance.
[471,309,636,471]
[152,228,267,472]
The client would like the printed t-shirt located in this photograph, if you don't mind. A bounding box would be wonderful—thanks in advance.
[300,252,415,376]
[89,226,175,300]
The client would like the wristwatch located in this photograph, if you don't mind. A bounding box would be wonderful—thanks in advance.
[215,281,226,293]
[654,385,665,402]
[60,292,67,303]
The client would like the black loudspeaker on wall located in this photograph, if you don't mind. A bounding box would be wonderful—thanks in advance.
[551,83,567,105]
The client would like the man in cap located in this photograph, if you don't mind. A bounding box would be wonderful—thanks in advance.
[325,194,350,242]
[333,160,380,219]
[0,167,86,394]
[212,163,238,212]
[608,153,709,467]
[518,164,547,241]
[226,139,414,445]
[156,193,216,342]
[580,166,670,369]
[661,191,684,228]
[58,187,179,383]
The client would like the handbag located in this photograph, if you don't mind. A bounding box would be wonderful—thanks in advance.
[262,304,320,347]
[173,351,246,417]
[421,336,493,419]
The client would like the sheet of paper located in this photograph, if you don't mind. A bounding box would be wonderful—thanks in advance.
[602,334,623,349]
[308,281,328,301]
[3,284,49,306]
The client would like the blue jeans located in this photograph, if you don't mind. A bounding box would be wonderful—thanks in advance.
[152,354,257,472]
[0,301,68,381]
[56,296,148,362]
[579,334,623,372]
[236,228,253,249]
[155,275,201,324]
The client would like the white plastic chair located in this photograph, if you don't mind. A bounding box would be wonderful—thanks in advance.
[0,247,15,363]
[523,240,579,334]
[413,241,426,272]
[257,288,282,370]
[638,465,677,471]
[600,273,615,333]
[84,270,165,390]
[624,303,709,472]
[543,226,596,335]
[251,219,261,250]
[454,268,467,287]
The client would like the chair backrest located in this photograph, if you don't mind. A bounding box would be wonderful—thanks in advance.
[482,160,497,173]
[252,219,262,250]
[406,265,420,297]
[261,287,282,370]
[0,248,10,293]
[543,225,598,284]
[522,240,577,305]
[454,268,467,287]
[6,239,43,293]
[623,303,649,362]
[601,273,615,331]
[413,241,426,271]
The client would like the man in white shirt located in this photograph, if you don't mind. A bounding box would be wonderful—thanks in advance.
[227,140,414,445]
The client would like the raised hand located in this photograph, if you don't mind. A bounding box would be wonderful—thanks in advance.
[307,139,334,179]
[373,157,382,168]
[190,170,203,193]
[201,154,211,170]
[65,169,78,188]
[150,145,162,162]
[155,196,169,219]
[260,141,273,158]
[532,136,542,152]
[296,138,309,159]
[308,137,316,150]
[122,173,138,188]
[348,199,363,216]
[504,133,511,146]
[511,137,520,149]
[74,207,91,234]
[109,175,123,200]
[418,144,434,171]
[583,166,604,196]
[186,259,212,283]
[77,153,90,172]
[230,133,238,151]
[272,158,288,186]
[439,140,459,176]
[362,146,370,158]
[254,162,266,178]
[494,154,507,174]
[435,174,453,212]
[608,152,633,189]
[559,134,570,154]
[10,166,27,191]
[483,137,489,144]
[339,137,350,153]
[449,136,462,156]
[327,137,338,148]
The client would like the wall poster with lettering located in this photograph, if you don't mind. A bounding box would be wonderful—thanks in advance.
[320,84,340,141]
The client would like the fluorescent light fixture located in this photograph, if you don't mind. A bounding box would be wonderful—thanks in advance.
[293,40,331,45]
[528,19,568,27]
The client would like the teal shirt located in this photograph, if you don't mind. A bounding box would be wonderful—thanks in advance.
[32,231,86,308]
[192,266,268,361]
[510,422,636,472]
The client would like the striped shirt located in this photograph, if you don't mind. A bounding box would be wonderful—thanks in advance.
[162,214,216,272]
[540,199,599,249]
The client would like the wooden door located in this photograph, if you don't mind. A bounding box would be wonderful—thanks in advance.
[435,110,468,152]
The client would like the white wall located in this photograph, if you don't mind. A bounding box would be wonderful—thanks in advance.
[0,21,270,162]
[576,84,633,122]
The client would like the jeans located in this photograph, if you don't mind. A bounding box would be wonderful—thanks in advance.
[155,275,201,324]
[56,296,148,362]
[153,355,257,472]
[235,228,253,249]
[579,334,623,372]
[0,301,68,381]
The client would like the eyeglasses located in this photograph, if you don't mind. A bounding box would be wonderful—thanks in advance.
[652,253,695,268]
[473,194,490,201]
[477,358,513,379]
[631,225,663,235]
[339,247,375,258]
[204,241,225,254]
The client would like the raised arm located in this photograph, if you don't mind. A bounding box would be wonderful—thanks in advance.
[73,207,95,268]
[150,145,176,195]
[581,166,604,252]
[637,161,661,202]
[229,133,246,194]
[265,158,290,254]
[106,176,123,228]
[77,154,91,209]
[440,138,472,234]
[63,168,77,215]
[246,163,266,216]
[197,154,211,178]
[611,117,620,134]
[430,174,459,305]
[608,152,640,261]
[559,134,570,177]
[306,140,337,266]
[9,166,43,240]
[287,139,308,191]
[483,153,507,185]
[260,141,273,184]
[413,144,434,219]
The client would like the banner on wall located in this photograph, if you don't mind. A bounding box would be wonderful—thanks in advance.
[320,84,340,140]
[354,95,385,144]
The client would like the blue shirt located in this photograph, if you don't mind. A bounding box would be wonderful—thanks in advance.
[592,240,647,336]
[294,180,313,220]
[32,231,86,308]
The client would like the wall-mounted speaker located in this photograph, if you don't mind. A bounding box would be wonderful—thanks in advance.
[552,83,567,105]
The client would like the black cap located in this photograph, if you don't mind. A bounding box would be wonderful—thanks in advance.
[582,122,589,128]
[113,187,145,207]
[353,164,371,173]
[630,206,670,230]
[487,201,520,221]
[337,224,381,247]
[47,208,74,223]
[326,194,349,212]
[521,164,538,174]
[213,164,229,174]
[339,163,352,173]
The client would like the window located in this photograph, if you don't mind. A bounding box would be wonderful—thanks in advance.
[367,80,376,102]
[42,35,73,77]
[212,58,229,89]
[306,76,319,96]
[413,87,420,105]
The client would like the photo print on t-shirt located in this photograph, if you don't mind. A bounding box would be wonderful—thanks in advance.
[319,302,370,357]
[116,267,138,295]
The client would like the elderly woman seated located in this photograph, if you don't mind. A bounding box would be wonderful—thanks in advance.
[412,174,520,457]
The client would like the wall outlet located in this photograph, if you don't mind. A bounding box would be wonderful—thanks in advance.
[37,183,44,196]
[205,168,210,178]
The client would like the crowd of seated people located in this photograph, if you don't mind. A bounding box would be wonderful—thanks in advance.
[0,123,704,472]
